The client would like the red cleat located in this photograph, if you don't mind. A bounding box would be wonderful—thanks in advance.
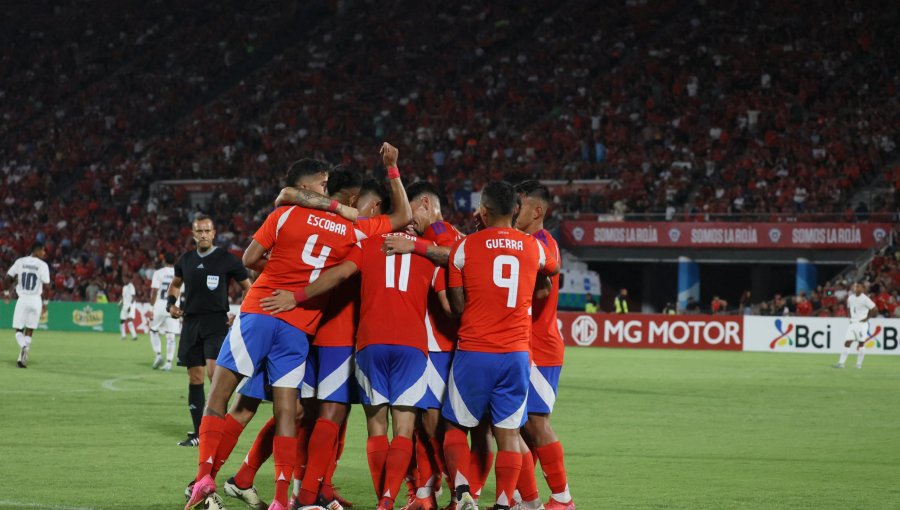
[544,499,576,510]
[184,475,216,510]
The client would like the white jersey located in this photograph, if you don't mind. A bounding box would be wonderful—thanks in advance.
[7,256,50,297]
[847,293,876,323]
[122,283,136,308]
[150,266,176,305]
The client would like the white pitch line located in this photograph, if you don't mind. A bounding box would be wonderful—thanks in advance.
[0,500,95,510]
[100,374,147,391]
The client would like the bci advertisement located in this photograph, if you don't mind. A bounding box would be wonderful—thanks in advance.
[558,313,900,355]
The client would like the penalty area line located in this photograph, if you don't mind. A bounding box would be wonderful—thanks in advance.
[100,374,148,391]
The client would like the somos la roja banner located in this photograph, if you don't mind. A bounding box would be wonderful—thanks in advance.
[561,221,892,249]
[558,312,743,351]
[743,316,900,355]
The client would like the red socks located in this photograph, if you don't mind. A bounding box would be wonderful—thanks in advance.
[516,449,540,502]
[415,432,436,490]
[293,420,312,483]
[273,435,297,506]
[298,418,340,505]
[494,450,523,507]
[196,415,225,482]
[442,428,472,489]
[233,416,275,489]
[469,450,494,498]
[381,436,414,506]
[212,414,245,478]
[535,441,569,494]
[366,435,390,498]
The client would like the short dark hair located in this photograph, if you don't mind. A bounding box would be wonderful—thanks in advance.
[30,242,44,254]
[480,181,517,216]
[163,252,176,264]
[406,181,441,203]
[327,166,363,196]
[285,158,330,188]
[361,179,391,212]
[193,214,213,227]
[515,180,551,204]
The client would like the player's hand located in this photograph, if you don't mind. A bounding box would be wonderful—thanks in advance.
[260,289,298,315]
[226,313,236,327]
[382,235,415,256]
[169,305,184,318]
[380,142,399,168]
[473,211,486,231]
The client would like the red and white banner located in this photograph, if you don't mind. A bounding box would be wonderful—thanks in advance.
[558,312,743,351]
[561,221,892,249]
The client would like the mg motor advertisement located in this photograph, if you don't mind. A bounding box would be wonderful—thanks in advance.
[743,316,900,355]
[558,312,743,351]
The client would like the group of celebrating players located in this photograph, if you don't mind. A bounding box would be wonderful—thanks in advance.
[180,143,575,510]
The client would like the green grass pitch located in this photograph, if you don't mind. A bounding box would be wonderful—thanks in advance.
[1,331,899,509]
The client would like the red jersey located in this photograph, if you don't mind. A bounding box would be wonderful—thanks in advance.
[424,221,464,352]
[531,229,564,366]
[242,206,357,335]
[314,215,394,347]
[448,227,559,353]
[356,233,438,355]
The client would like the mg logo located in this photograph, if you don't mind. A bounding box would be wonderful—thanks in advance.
[571,315,598,346]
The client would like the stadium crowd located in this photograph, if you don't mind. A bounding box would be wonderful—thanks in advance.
[1,0,898,302]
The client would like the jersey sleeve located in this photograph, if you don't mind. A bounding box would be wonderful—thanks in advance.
[342,244,363,269]
[434,267,448,293]
[357,215,394,239]
[7,259,20,279]
[253,208,283,250]
[39,262,50,284]
[228,253,250,282]
[865,295,877,310]
[448,238,467,288]
[535,240,559,275]
[174,256,184,279]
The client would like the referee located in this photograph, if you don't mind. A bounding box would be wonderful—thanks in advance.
[167,214,250,447]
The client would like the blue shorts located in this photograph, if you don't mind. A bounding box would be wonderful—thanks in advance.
[355,344,427,408]
[301,345,358,403]
[442,350,530,429]
[527,364,561,414]
[217,313,309,389]
[238,368,272,401]
[419,351,454,409]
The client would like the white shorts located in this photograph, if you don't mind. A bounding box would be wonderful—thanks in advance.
[149,303,180,334]
[120,304,135,321]
[13,295,42,330]
[846,322,870,342]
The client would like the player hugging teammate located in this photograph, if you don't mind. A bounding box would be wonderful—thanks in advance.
[182,143,576,510]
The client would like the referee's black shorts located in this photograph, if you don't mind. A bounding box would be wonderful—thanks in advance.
[177,313,229,368]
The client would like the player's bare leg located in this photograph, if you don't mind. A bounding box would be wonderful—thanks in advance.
[855,341,867,369]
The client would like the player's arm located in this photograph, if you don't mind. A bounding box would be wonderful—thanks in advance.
[259,260,361,315]
[437,289,455,318]
[534,274,552,300]
[380,142,413,230]
[383,239,451,266]
[166,276,184,318]
[447,286,466,316]
[1,275,13,304]
[275,188,359,223]
[150,287,159,307]
[242,240,269,272]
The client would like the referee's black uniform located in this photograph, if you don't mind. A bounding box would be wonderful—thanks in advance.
[174,247,248,367]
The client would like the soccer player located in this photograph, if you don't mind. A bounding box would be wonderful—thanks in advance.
[441,181,559,510]
[3,242,50,368]
[261,228,438,510]
[184,159,365,510]
[168,215,252,447]
[148,253,180,370]
[513,181,575,510]
[834,282,878,370]
[120,274,138,341]
[286,167,412,508]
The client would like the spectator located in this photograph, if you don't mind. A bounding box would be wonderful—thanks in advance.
[614,288,629,314]
[711,295,728,315]
[585,294,598,313]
